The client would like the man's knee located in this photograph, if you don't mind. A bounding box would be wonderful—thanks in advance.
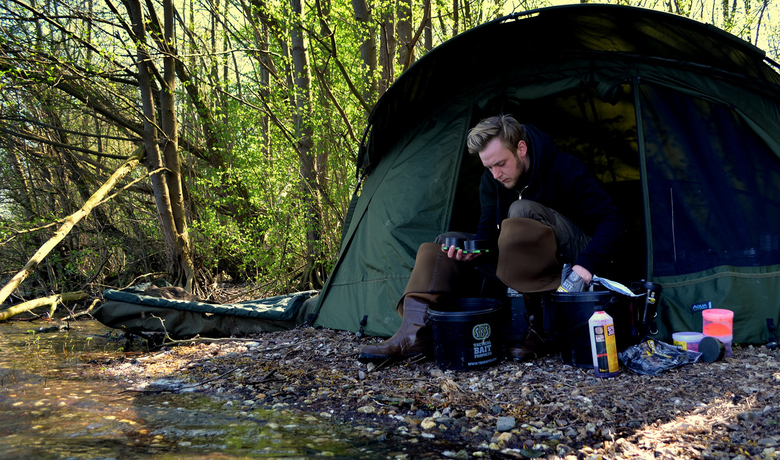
[508,200,554,224]
[497,217,561,292]
[404,242,460,295]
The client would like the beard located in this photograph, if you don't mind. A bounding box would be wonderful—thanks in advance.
[501,156,525,189]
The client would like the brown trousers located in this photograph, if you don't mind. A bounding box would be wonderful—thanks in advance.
[397,242,461,314]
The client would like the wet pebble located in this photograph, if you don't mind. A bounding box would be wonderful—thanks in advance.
[356,405,375,414]
[434,416,454,427]
[420,417,437,430]
[496,416,515,432]
[495,432,513,446]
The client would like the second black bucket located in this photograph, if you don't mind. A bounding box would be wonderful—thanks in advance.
[429,298,503,371]
[551,290,617,368]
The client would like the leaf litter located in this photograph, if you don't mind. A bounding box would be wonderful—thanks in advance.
[89,324,780,460]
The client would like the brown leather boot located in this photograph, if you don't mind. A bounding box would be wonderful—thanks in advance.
[358,293,436,363]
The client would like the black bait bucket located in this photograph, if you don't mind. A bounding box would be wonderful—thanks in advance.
[429,298,503,371]
[551,290,618,368]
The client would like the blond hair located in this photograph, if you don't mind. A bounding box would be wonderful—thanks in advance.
[466,114,527,155]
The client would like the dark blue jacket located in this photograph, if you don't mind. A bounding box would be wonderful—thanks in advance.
[474,125,625,275]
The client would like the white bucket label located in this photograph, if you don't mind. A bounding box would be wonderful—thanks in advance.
[472,341,493,359]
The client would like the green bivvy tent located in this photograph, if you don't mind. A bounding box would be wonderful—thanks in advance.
[313,4,780,345]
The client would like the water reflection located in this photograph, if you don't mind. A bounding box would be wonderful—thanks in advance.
[0,321,400,459]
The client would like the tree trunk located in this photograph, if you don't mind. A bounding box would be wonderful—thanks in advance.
[240,0,276,158]
[452,0,459,37]
[162,0,194,290]
[351,0,378,111]
[257,19,272,158]
[379,4,396,95]
[128,0,195,291]
[397,0,413,71]
[424,0,432,51]
[290,0,324,290]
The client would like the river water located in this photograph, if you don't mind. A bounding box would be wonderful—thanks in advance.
[0,320,409,459]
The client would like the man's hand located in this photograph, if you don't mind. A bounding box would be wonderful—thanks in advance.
[572,264,592,285]
[443,244,481,261]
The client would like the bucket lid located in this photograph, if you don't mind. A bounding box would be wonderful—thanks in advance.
[672,332,704,340]
[702,308,734,320]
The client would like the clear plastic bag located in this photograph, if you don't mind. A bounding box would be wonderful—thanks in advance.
[618,338,702,376]
[591,275,644,297]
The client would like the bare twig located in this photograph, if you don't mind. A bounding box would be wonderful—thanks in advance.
[60,298,101,322]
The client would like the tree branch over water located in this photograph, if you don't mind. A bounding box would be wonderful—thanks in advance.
[0,291,88,321]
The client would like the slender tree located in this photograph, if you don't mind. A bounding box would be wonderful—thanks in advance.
[397,0,413,71]
[379,1,397,95]
[127,0,195,290]
[351,0,378,111]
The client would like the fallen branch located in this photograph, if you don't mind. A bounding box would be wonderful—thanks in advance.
[60,298,101,321]
[0,291,89,321]
[0,145,144,308]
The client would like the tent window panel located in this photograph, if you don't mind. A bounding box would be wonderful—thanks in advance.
[640,84,780,276]
[508,84,641,185]
[512,84,645,283]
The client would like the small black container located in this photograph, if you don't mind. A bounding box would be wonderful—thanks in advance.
[698,336,725,362]
[463,240,489,254]
[443,237,464,251]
